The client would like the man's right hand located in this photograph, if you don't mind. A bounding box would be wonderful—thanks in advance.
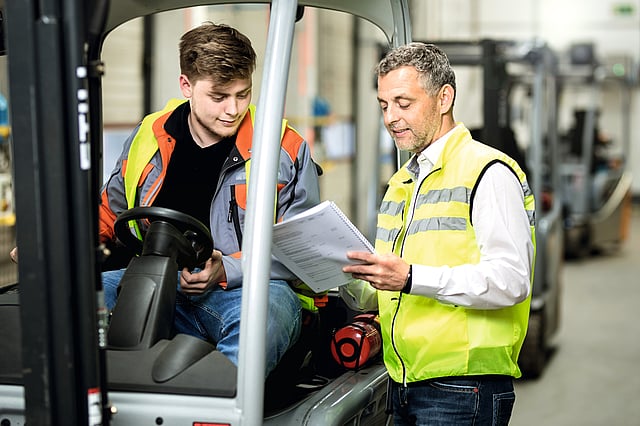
[9,247,18,264]
[179,250,226,295]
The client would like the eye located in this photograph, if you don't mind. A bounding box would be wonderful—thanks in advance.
[398,102,410,109]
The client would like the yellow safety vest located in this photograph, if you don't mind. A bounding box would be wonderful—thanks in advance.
[376,125,536,383]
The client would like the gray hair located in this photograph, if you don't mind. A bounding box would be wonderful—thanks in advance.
[376,42,456,97]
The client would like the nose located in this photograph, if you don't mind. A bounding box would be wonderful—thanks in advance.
[384,105,398,127]
[225,98,239,116]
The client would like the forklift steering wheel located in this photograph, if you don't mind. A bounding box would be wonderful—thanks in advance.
[114,206,214,268]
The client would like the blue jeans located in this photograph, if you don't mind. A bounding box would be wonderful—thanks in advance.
[102,269,302,376]
[390,376,515,426]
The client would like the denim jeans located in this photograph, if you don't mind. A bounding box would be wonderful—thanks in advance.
[102,269,302,376]
[390,376,515,426]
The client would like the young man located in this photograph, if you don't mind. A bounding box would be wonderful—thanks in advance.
[342,43,536,425]
[99,22,321,376]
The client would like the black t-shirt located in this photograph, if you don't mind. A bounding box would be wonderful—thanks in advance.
[153,102,235,228]
[103,102,235,271]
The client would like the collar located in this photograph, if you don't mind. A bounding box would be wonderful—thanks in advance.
[421,124,460,166]
[407,123,462,179]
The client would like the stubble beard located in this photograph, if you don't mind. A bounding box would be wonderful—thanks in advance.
[194,112,239,143]
[392,128,428,154]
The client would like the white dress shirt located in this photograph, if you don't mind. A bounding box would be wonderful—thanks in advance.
[408,126,535,309]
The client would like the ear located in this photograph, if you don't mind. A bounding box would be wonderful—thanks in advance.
[179,74,193,98]
[438,84,455,114]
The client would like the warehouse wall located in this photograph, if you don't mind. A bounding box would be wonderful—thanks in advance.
[410,0,640,194]
[100,1,640,194]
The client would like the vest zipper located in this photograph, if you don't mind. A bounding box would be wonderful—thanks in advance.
[391,172,428,390]
[228,185,243,246]
[390,188,412,390]
[390,292,408,391]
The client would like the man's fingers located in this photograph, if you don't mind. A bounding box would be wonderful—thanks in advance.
[211,249,222,262]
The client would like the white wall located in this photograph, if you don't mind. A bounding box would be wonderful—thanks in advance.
[102,19,144,125]
[99,1,640,196]
[411,0,640,195]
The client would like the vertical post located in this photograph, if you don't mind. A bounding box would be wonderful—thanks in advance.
[5,0,105,424]
[237,0,297,425]
[530,48,544,204]
[481,39,504,151]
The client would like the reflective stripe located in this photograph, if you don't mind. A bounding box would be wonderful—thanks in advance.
[521,180,533,198]
[244,159,278,221]
[418,186,470,205]
[407,216,467,235]
[526,209,536,226]
[379,199,405,216]
[376,226,401,243]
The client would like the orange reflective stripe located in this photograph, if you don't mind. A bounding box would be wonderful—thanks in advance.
[280,126,304,162]
[234,184,247,210]
[313,294,329,308]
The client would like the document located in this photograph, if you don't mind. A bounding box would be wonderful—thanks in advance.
[272,200,375,293]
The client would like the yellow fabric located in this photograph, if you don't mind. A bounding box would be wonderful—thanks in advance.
[376,125,536,383]
[123,99,186,238]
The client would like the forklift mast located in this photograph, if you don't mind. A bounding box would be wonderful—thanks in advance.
[4,0,109,424]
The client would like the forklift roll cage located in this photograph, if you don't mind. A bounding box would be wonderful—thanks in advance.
[1,0,411,425]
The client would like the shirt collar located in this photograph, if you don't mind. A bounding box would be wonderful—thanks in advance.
[419,123,460,167]
[406,123,462,179]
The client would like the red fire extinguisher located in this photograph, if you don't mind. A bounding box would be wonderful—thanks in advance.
[330,313,381,370]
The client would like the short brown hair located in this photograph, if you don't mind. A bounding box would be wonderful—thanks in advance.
[179,22,257,84]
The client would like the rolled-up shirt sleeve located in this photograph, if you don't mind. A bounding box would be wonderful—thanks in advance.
[408,163,534,309]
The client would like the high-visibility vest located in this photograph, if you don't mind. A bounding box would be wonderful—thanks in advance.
[376,124,536,382]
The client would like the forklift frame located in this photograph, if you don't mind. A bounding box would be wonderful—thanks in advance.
[1,0,411,424]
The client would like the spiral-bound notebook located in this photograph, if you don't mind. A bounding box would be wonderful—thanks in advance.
[272,200,375,293]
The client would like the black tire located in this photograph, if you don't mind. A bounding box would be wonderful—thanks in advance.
[564,223,591,259]
[518,309,546,379]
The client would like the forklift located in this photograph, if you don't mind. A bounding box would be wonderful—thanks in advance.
[0,0,411,425]
[557,43,635,258]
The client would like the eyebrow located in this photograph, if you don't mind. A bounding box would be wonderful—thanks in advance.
[209,86,252,97]
[377,94,411,103]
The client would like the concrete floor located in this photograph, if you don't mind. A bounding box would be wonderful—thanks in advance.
[512,206,640,425]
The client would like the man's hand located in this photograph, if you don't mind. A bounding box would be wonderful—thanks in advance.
[180,250,226,295]
[343,251,410,292]
[9,247,18,264]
